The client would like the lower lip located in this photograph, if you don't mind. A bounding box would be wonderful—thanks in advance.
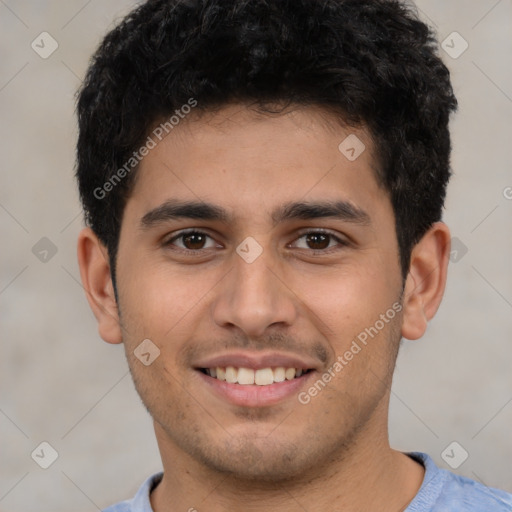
[196,370,316,407]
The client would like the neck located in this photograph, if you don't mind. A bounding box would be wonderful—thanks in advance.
[150,409,424,512]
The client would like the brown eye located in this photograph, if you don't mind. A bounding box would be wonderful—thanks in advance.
[166,230,217,252]
[181,232,207,250]
[290,230,347,253]
[305,232,331,250]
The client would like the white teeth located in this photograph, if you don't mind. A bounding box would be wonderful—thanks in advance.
[285,368,296,380]
[225,366,237,383]
[205,366,308,385]
[255,368,274,386]
[273,367,286,382]
[237,367,255,385]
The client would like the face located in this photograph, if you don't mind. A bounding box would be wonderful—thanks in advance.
[113,104,405,480]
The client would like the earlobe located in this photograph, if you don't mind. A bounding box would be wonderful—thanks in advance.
[77,227,123,344]
[401,222,451,341]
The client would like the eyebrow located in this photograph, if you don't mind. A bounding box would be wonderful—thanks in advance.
[139,198,371,229]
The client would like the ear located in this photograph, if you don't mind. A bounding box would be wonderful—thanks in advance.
[401,222,451,341]
[77,227,123,344]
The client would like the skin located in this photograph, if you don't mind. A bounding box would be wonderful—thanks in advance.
[78,103,451,512]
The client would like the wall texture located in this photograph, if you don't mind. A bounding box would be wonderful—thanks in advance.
[1,1,511,510]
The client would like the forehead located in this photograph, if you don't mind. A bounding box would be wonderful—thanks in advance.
[127,103,388,225]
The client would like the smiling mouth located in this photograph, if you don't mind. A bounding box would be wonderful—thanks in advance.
[198,366,314,385]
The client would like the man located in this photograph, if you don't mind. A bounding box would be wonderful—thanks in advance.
[75,0,512,510]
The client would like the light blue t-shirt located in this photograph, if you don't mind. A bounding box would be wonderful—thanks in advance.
[103,452,512,511]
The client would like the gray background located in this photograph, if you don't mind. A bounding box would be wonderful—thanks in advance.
[1,1,511,510]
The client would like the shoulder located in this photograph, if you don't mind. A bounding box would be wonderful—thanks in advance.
[406,452,512,512]
[101,472,163,512]
[438,471,512,511]
[103,502,132,512]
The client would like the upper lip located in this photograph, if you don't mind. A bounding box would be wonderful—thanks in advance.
[193,351,321,371]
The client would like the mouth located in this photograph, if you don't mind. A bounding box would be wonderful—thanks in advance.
[195,365,317,407]
[198,366,314,385]
[192,351,321,407]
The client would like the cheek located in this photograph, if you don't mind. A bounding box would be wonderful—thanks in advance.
[117,261,217,343]
[295,265,402,386]
[297,264,393,331]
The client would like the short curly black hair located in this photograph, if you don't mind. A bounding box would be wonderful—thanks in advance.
[76,0,457,283]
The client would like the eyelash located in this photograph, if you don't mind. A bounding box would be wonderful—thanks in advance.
[164,229,348,256]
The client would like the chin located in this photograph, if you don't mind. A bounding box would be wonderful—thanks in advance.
[163,421,313,482]
[201,445,310,483]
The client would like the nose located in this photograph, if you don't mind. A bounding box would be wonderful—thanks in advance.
[211,243,298,338]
